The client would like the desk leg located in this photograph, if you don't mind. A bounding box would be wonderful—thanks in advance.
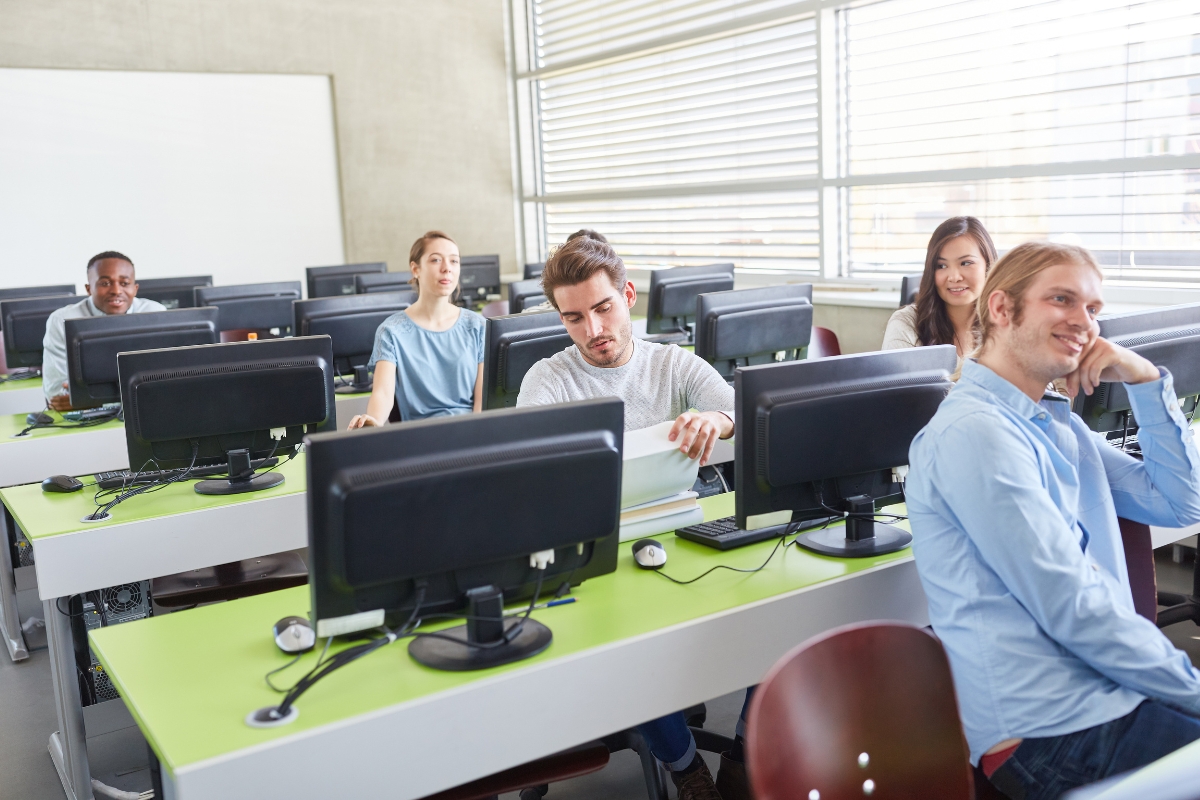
[0,504,29,662]
[44,598,94,800]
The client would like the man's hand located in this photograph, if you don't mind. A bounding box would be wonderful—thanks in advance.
[49,383,72,412]
[668,411,734,466]
[346,414,383,430]
[1065,337,1160,398]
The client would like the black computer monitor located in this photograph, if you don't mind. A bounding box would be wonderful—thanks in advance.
[306,263,388,299]
[524,262,545,280]
[194,282,302,335]
[306,397,622,670]
[645,263,735,342]
[508,278,547,314]
[458,255,502,309]
[482,310,572,410]
[899,273,922,308]
[1,295,85,369]
[0,285,75,332]
[1074,303,1200,438]
[136,276,213,310]
[118,336,335,496]
[735,346,957,557]
[695,284,813,382]
[293,292,416,393]
[65,308,220,409]
[354,272,412,294]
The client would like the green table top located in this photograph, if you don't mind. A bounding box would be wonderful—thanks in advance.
[0,409,124,444]
[0,453,308,540]
[0,375,41,394]
[89,493,912,773]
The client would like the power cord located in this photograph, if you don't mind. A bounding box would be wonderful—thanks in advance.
[86,442,200,521]
[653,519,821,586]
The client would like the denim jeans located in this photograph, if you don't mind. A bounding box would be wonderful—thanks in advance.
[989,700,1200,800]
[638,689,755,771]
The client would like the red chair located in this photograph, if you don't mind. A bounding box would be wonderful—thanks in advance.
[808,326,841,359]
[480,300,510,319]
[745,621,973,800]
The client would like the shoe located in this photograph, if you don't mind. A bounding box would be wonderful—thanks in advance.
[715,752,754,800]
[671,758,722,800]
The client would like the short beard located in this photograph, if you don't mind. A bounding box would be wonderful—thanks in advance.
[1006,316,1076,389]
[581,316,633,367]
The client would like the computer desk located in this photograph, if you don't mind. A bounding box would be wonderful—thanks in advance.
[0,454,307,799]
[0,411,129,663]
[88,493,929,800]
[0,374,44,416]
[333,390,371,423]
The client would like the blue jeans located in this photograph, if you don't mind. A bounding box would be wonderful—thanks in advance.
[989,700,1200,800]
[638,689,755,771]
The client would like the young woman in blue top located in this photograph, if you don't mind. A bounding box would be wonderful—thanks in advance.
[345,231,485,428]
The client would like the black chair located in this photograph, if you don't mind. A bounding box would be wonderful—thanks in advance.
[524,262,546,280]
[900,273,923,307]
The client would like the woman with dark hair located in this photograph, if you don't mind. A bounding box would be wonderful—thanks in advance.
[882,216,998,360]
[346,230,485,427]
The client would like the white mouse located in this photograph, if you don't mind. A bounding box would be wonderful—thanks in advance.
[273,616,316,654]
[632,539,667,570]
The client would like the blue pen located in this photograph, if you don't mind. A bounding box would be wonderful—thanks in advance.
[546,597,576,608]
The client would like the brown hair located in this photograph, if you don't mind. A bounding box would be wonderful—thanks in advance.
[407,230,457,298]
[976,241,1102,351]
[540,230,626,310]
[913,217,998,347]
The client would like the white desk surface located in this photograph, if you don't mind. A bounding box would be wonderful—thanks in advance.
[0,422,129,488]
[0,381,43,416]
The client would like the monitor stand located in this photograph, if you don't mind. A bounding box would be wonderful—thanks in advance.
[794,495,912,558]
[194,448,285,496]
[408,585,552,671]
[335,365,372,395]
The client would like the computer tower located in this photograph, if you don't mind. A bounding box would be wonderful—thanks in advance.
[75,581,152,705]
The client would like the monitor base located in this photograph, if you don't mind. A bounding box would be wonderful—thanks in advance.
[794,522,912,558]
[408,617,552,672]
[194,471,285,496]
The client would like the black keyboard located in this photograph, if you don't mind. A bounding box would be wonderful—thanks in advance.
[94,457,280,489]
[676,514,840,551]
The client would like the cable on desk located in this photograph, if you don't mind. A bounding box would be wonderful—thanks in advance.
[86,441,200,521]
[653,519,813,586]
[13,406,122,438]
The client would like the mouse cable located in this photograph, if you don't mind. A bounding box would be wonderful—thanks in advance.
[272,584,429,718]
[652,519,815,586]
[265,635,333,693]
[14,408,121,438]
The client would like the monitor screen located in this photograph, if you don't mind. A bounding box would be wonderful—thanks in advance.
[293,292,415,373]
[306,262,387,298]
[136,276,213,310]
[194,282,302,333]
[1,294,85,369]
[0,285,75,332]
[646,263,735,340]
[66,308,220,408]
[306,397,622,644]
[695,284,813,381]
[119,336,336,478]
[354,272,412,294]
[483,310,572,410]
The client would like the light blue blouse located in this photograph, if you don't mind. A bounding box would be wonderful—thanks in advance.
[368,308,485,421]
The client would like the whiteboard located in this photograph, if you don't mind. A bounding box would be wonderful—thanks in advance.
[0,68,344,292]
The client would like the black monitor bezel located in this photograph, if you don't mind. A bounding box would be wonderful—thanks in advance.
[1,294,86,369]
[306,263,388,299]
[646,263,736,336]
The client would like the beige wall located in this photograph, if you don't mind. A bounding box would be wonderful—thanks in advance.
[812,303,892,354]
[0,0,518,276]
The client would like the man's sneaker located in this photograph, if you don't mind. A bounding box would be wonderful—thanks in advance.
[671,757,722,800]
[715,751,754,800]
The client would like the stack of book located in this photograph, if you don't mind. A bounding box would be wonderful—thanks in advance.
[619,490,704,542]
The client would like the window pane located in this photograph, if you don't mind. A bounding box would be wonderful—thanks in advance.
[848,169,1200,282]
[544,191,820,272]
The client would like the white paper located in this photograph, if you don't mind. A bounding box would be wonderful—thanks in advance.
[622,421,701,510]
[619,505,706,543]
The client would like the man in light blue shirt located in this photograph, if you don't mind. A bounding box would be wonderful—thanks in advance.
[42,251,165,410]
[907,241,1200,800]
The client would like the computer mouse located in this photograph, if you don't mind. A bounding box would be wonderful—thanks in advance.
[632,539,667,570]
[26,411,52,426]
[41,475,83,493]
[273,616,316,654]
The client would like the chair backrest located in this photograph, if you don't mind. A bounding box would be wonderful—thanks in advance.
[1118,517,1157,622]
[807,326,841,359]
[746,622,972,800]
[900,273,923,308]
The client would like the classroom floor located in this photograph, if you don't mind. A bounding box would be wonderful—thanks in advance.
[2,548,1198,800]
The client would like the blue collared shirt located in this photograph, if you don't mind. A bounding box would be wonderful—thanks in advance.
[907,360,1200,764]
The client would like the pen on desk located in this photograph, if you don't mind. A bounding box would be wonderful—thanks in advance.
[545,597,576,608]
